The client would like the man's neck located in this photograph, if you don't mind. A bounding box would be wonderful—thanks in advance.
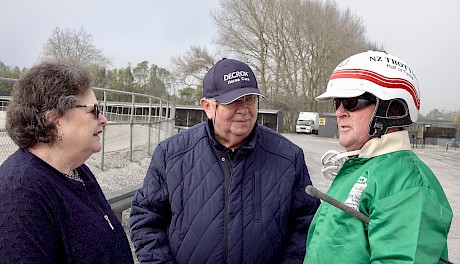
[214,133,248,150]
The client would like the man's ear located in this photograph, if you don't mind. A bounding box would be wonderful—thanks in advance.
[200,98,214,119]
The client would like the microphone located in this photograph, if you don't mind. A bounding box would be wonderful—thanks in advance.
[305,185,369,223]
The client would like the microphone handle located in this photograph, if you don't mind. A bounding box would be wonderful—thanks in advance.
[305,185,369,223]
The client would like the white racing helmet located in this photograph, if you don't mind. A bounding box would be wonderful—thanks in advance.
[316,50,420,137]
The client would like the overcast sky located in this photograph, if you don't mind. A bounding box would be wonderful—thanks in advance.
[1,0,458,114]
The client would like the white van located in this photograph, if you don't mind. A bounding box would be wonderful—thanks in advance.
[295,112,319,134]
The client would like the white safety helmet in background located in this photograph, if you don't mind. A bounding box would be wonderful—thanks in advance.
[316,50,420,137]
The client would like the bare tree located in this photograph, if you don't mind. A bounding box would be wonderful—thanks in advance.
[212,0,271,98]
[42,27,112,66]
[168,0,379,131]
[211,0,379,131]
[170,45,215,85]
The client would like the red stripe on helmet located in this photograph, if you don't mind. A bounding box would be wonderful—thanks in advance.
[330,69,420,109]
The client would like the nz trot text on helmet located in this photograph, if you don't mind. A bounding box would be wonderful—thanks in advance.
[369,54,416,81]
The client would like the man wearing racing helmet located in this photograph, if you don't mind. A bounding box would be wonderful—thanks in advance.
[304,50,452,263]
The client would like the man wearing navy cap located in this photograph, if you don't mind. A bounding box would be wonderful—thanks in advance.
[130,58,319,264]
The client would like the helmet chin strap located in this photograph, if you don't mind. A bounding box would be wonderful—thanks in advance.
[369,98,412,138]
[321,150,360,180]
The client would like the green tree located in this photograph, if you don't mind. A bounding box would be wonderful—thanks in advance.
[195,85,203,104]
[0,61,24,94]
[120,65,135,92]
[148,64,169,99]
[131,61,171,101]
[101,66,135,102]
[90,65,108,88]
[133,61,150,91]
[425,109,443,120]
[178,86,198,105]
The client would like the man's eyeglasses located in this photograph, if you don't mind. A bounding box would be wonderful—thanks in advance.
[333,96,376,112]
[224,95,258,108]
[75,104,100,119]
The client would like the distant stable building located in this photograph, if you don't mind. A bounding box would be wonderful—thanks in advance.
[175,105,284,133]
[316,113,338,138]
[100,102,284,133]
[408,119,460,147]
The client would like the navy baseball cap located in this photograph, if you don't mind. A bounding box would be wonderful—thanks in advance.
[203,58,265,104]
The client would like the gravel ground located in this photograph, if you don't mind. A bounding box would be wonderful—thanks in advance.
[87,146,151,193]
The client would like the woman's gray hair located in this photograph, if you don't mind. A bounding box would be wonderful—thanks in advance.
[6,60,93,148]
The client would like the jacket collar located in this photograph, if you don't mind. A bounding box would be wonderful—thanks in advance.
[359,130,411,158]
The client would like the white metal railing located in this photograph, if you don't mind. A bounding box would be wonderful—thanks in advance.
[0,78,176,171]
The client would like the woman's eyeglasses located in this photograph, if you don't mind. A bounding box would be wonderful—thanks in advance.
[333,97,376,111]
[75,104,100,119]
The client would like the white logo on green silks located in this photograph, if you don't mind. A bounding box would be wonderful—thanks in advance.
[344,176,368,211]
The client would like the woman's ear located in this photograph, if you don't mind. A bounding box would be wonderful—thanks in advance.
[44,109,61,126]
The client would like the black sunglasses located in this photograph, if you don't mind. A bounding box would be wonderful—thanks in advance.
[333,96,376,111]
[75,104,100,119]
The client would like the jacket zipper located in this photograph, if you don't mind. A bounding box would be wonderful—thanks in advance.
[72,171,130,262]
[103,214,115,230]
[222,152,232,264]
[89,197,115,231]
[83,183,115,231]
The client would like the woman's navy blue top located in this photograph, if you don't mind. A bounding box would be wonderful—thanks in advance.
[0,148,133,263]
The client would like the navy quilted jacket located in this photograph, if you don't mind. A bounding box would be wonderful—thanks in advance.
[130,121,319,264]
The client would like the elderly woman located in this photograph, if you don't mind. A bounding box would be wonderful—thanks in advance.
[0,61,134,263]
